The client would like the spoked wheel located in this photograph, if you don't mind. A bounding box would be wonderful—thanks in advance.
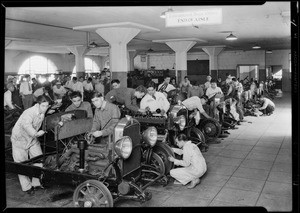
[153,143,174,175]
[150,152,165,175]
[187,126,208,152]
[73,180,113,207]
[198,118,222,140]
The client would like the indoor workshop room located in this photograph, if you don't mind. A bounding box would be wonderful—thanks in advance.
[2,2,297,211]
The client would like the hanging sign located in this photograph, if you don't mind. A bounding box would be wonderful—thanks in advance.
[165,8,222,27]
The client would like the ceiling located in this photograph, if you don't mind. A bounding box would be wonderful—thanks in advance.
[4,2,291,56]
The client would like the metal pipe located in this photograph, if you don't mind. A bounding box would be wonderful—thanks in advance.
[77,140,87,172]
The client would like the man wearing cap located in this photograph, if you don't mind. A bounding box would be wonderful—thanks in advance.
[181,96,212,125]
[52,81,67,100]
[19,75,34,110]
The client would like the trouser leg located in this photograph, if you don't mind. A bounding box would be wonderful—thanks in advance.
[170,167,194,185]
[12,145,32,191]
[28,143,43,187]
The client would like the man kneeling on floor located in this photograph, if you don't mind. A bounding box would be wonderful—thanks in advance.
[168,134,207,189]
[257,95,275,116]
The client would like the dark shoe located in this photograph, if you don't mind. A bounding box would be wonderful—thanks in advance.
[25,187,35,195]
[33,185,45,191]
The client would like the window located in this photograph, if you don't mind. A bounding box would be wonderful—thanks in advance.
[18,55,58,75]
[72,58,100,77]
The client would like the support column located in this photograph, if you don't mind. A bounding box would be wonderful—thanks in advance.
[128,50,137,72]
[165,41,196,83]
[68,46,89,78]
[202,47,224,79]
[96,28,141,87]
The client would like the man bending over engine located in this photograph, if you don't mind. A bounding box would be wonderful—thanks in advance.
[257,95,275,116]
[181,95,212,125]
[140,81,170,117]
[65,91,93,118]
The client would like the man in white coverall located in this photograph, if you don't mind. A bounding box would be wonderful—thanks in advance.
[168,134,207,188]
[10,95,51,195]
[140,81,170,117]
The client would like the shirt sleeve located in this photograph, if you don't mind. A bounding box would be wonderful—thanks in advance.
[101,105,121,137]
[260,99,268,109]
[161,93,170,112]
[140,96,147,110]
[86,102,93,118]
[91,110,101,132]
[125,91,139,112]
[174,143,192,167]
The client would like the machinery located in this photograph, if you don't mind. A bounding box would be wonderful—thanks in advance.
[5,110,167,207]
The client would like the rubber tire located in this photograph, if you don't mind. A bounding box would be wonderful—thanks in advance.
[153,143,174,175]
[150,152,166,175]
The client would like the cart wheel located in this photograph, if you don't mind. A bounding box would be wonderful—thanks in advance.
[73,180,113,207]
[150,152,165,175]
[187,126,207,147]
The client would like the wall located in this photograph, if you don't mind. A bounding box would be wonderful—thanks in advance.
[266,49,291,92]
[4,49,103,76]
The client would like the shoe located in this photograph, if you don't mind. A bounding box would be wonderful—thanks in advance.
[173,180,182,185]
[33,185,45,191]
[187,178,200,189]
[25,187,35,195]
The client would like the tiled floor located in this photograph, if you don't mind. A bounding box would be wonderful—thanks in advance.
[4,92,292,210]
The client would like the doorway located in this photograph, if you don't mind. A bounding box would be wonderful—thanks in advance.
[269,65,283,90]
[237,65,259,82]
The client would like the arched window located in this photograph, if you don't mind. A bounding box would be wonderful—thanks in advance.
[72,58,100,77]
[18,55,58,75]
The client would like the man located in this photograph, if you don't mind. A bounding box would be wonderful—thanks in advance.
[257,95,275,116]
[103,71,111,95]
[205,79,224,118]
[157,76,176,97]
[204,75,212,90]
[83,77,94,102]
[187,81,204,98]
[71,76,84,98]
[111,79,121,90]
[19,74,34,110]
[89,92,121,145]
[52,81,67,100]
[140,81,170,117]
[179,76,191,97]
[168,134,207,189]
[11,95,51,195]
[65,91,93,118]
[31,78,41,93]
[105,85,147,114]
[94,76,105,96]
[182,95,212,125]
[205,79,223,99]
[10,76,23,109]
[33,86,54,103]
[4,83,16,110]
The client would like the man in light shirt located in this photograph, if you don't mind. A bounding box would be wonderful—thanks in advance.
[19,75,34,110]
[157,76,176,98]
[94,76,104,96]
[52,81,67,100]
[206,79,223,99]
[4,83,16,110]
[140,81,170,117]
[204,75,212,90]
[182,95,212,125]
[257,95,275,116]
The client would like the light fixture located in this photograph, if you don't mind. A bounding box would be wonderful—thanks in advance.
[160,7,173,18]
[89,42,98,48]
[252,44,261,49]
[266,50,272,54]
[225,32,238,41]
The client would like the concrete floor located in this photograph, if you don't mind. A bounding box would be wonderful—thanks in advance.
[4,92,292,210]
